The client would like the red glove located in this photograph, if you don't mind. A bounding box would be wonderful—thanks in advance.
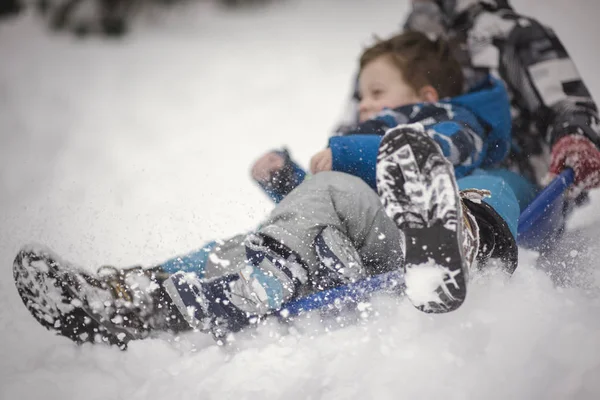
[549,135,600,191]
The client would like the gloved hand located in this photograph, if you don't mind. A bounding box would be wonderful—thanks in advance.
[250,149,307,203]
[549,135,600,193]
[251,151,286,183]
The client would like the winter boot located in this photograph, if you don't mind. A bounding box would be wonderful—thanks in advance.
[376,124,517,313]
[13,246,189,349]
[461,190,518,275]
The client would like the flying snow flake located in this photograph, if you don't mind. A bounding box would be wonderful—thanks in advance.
[209,253,231,268]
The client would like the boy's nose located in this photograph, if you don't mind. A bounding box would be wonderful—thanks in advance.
[358,98,371,114]
[358,99,374,121]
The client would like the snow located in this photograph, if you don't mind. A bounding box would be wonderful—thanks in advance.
[2,0,600,398]
[404,259,459,309]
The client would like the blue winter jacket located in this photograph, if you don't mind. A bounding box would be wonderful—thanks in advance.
[329,75,511,189]
[257,75,511,202]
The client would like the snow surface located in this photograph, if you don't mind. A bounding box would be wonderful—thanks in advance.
[2,0,600,398]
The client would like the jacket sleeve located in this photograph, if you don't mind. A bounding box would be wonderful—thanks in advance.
[496,16,600,149]
[406,103,488,177]
[329,103,489,186]
[426,119,486,178]
[329,135,381,190]
[254,149,306,203]
[407,2,600,149]
[329,108,413,190]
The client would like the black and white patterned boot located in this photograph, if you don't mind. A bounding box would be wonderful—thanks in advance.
[13,246,189,349]
[376,124,471,313]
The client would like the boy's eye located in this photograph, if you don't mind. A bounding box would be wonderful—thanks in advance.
[372,89,384,98]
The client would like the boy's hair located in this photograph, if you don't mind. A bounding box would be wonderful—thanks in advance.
[360,31,464,98]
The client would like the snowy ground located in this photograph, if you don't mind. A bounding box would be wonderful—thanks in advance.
[2,0,600,398]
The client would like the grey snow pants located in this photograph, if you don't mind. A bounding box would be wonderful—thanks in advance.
[191,171,404,311]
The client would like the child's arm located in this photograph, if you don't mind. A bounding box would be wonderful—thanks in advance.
[252,149,307,203]
[407,1,600,191]
[328,135,381,189]
[411,104,488,178]
[327,102,492,190]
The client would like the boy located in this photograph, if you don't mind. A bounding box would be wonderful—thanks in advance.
[252,32,535,210]
[14,33,519,349]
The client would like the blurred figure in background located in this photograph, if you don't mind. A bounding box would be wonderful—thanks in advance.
[0,0,22,18]
[42,0,133,36]
[13,0,268,37]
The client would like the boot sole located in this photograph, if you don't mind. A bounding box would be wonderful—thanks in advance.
[13,246,129,348]
[376,124,467,313]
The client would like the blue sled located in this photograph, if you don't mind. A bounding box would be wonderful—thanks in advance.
[279,168,575,318]
[517,168,574,249]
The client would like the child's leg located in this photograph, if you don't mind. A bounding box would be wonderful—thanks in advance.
[257,171,404,281]
[458,174,519,274]
[162,165,412,278]
[15,173,402,347]
[159,235,246,277]
[164,171,404,338]
[160,241,219,275]
[467,168,539,213]
[376,124,519,314]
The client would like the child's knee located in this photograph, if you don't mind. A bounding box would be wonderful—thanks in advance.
[307,171,371,191]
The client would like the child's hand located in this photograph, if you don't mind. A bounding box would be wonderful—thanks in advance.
[251,152,285,182]
[548,134,600,196]
[310,149,333,174]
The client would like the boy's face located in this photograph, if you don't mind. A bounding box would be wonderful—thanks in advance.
[358,55,422,123]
